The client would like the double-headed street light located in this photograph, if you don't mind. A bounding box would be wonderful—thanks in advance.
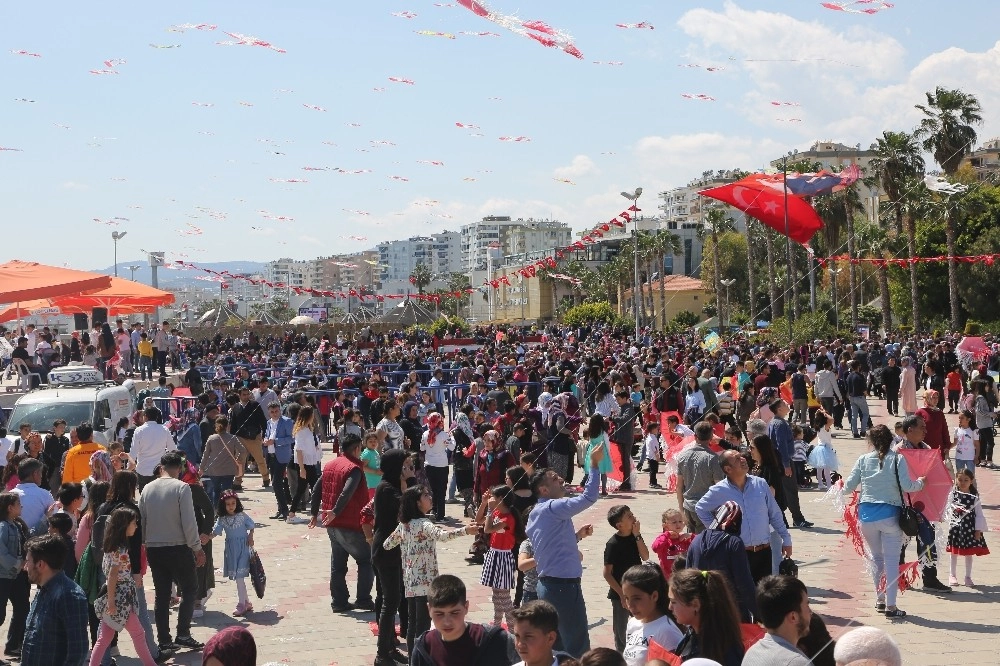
[720,278,736,331]
[620,187,643,342]
[111,231,128,277]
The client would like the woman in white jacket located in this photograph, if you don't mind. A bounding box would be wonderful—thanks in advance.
[420,413,453,521]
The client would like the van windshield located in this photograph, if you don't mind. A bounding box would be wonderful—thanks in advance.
[7,402,95,433]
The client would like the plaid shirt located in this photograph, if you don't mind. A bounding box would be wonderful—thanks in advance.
[21,571,89,666]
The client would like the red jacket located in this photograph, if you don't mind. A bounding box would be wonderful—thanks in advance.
[320,454,367,530]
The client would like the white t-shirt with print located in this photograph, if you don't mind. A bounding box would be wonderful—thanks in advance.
[954,426,979,461]
[622,614,683,666]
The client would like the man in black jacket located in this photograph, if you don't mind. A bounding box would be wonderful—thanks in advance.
[229,387,269,490]
[610,391,636,491]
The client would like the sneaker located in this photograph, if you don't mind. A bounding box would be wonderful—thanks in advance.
[923,578,953,593]
[649,483,662,489]
[286,513,297,523]
[331,602,355,613]
[354,598,375,611]
[965,577,976,587]
[949,576,959,586]
[192,607,204,618]
[793,520,814,528]
[157,646,177,659]
[173,635,205,650]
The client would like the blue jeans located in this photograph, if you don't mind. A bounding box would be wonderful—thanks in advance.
[860,516,905,607]
[537,576,590,657]
[205,475,233,508]
[327,527,374,609]
[956,459,975,473]
[138,356,152,380]
[849,396,870,436]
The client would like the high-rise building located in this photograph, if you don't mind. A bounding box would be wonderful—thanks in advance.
[460,216,572,272]
[264,258,307,298]
[376,231,461,297]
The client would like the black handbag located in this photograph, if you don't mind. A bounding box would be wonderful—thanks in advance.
[894,456,920,537]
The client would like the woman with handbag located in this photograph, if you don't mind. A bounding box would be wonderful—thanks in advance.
[201,416,247,508]
[842,425,925,618]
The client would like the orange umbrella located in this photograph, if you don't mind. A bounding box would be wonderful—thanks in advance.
[0,260,112,304]
[0,277,174,323]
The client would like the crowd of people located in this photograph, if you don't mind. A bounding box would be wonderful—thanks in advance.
[0,319,995,665]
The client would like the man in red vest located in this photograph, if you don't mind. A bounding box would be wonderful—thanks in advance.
[308,433,374,613]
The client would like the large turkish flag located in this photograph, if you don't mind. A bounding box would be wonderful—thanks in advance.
[700,182,824,244]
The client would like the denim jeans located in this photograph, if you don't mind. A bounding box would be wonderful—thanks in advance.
[327,527,374,609]
[860,516,905,607]
[849,396,871,436]
[138,356,152,380]
[146,545,198,645]
[205,475,233,508]
[537,577,590,657]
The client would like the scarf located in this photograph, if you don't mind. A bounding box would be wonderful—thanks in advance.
[451,413,475,441]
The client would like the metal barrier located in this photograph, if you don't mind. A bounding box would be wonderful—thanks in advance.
[151,396,201,420]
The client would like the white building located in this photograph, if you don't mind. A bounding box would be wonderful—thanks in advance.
[460,216,572,272]
[376,231,461,297]
[264,258,307,299]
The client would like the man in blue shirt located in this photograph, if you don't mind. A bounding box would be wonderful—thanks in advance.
[695,450,792,583]
[21,534,89,666]
[526,446,603,657]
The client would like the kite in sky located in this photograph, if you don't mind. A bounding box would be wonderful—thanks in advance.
[149,44,181,49]
[456,0,583,59]
[388,77,415,85]
[10,50,41,57]
[303,103,326,111]
[681,93,716,101]
[499,136,531,142]
[593,61,624,66]
[217,32,286,53]
[615,21,654,29]
[179,224,203,236]
[15,98,35,103]
[418,160,445,166]
[455,122,481,130]
[771,100,801,106]
[678,63,724,71]
[414,30,456,39]
[270,178,308,183]
[553,178,575,185]
[821,1,894,14]
[391,11,417,19]
[168,23,217,32]
[343,209,371,216]
[389,175,410,181]
[459,31,500,37]
[192,102,213,107]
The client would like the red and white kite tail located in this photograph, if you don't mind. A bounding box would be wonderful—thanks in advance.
[457,0,582,58]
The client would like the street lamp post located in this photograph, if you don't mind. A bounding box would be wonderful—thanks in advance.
[830,267,841,330]
[621,187,643,342]
[126,265,141,281]
[111,231,128,277]
[720,278,736,331]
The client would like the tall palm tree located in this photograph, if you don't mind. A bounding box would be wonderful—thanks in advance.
[764,228,780,320]
[915,86,983,330]
[653,229,682,330]
[745,216,757,324]
[703,208,735,325]
[855,221,897,333]
[409,263,433,295]
[869,130,925,330]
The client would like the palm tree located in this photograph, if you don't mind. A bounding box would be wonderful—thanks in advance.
[409,263,433,295]
[653,229,682,330]
[869,130,925,330]
[856,221,897,333]
[764,228,779,320]
[745,216,757,324]
[703,208,736,325]
[915,86,983,330]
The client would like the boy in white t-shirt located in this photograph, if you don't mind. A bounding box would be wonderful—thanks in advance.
[954,409,980,473]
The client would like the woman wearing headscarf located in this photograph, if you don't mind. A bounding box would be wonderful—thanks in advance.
[450,406,477,512]
[421,413,453,522]
[546,392,582,485]
[899,356,918,416]
[372,449,416,666]
[472,430,513,501]
[201,625,256,666]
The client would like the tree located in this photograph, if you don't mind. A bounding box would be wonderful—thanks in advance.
[702,207,736,325]
[409,263,433,295]
[700,231,749,325]
[652,229,681,330]
[915,86,983,330]
[855,220,898,332]
[869,130,925,329]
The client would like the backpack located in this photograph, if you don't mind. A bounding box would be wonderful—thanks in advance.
[91,501,129,554]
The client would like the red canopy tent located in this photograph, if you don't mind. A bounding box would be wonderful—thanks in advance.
[0,277,173,323]
[0,260,112,304]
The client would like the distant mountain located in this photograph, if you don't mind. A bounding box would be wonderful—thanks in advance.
[93,260,268,288]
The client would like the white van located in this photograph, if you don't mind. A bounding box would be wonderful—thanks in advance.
[7,366,137,445]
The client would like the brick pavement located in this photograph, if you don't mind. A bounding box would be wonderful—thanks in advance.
[5,391,999,665]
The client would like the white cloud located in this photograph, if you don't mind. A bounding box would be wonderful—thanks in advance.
[61,181,88,191]
[553,155,599,180]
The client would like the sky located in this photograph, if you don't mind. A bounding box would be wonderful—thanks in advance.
[3,1,1000,270]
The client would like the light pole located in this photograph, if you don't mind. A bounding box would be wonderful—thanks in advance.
[621,187,643,342]
[830,267,841,330]
[126,264,141,281]
[111,231,127,277]
[781,150,797,342]
[720,278,736,332]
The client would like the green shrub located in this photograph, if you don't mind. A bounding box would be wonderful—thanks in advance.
[428,316,470,338]
[964,321,982,336]
[563,302,633,329]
